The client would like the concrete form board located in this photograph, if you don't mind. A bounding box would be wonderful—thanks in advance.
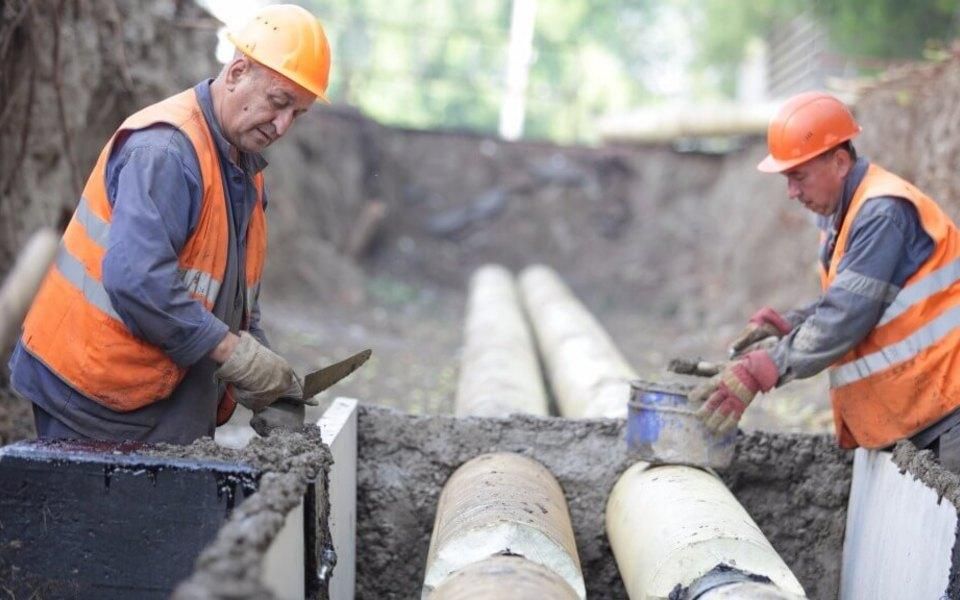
[0,440,258,599]
[841,448,957,599]
[262,498,306,599]
[319,397,358,600]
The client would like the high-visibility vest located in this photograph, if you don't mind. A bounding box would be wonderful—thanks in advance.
[821,164,960,449]
[21,89,267,412]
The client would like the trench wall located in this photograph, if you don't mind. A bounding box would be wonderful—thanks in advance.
[355,405,852,600]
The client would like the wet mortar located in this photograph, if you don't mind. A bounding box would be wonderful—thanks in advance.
[355,404,852,600]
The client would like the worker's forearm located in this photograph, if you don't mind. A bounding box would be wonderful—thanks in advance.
[783,300,818,329]
[210,331,240,363]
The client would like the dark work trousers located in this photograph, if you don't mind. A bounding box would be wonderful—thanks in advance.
[910,406,960,473]
[32,403,87,440]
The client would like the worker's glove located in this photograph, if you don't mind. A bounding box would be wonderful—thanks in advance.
[691,350,779,434]
[249,399,305,437]
[216,331,303,412]
[729,307,793,357]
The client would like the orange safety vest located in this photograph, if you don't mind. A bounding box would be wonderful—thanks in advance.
[21,89,267,412]
[821,164,960,449]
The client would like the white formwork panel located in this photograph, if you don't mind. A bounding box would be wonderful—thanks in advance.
[262,498,306,600]
[841,449,957,600]
[319,397,359,600]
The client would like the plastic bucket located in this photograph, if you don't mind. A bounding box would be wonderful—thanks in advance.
[625,379,735,469]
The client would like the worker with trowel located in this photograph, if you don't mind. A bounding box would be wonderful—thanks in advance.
[7,5,361,444]
[692,91,960,470]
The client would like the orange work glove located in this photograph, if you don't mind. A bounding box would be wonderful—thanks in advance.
[691,350,779,434]
[729,306,793,357]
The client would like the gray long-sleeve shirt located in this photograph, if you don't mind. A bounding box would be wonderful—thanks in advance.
[770,158,934,384]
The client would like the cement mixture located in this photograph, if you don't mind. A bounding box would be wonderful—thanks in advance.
[355,405,851,600]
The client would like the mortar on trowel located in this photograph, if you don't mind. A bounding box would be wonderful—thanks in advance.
[626,361,735,470]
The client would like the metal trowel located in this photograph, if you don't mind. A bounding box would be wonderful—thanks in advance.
[250,349,373,436]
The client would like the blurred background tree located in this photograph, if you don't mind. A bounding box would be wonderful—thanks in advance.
[690,0,960,96]
[299,0,656,142]
[265,0,960,140]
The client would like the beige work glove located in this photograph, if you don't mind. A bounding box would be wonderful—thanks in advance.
[216,332,303,412]
[729,306,793,357]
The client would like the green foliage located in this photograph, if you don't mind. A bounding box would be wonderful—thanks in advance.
[812,0,960,59]
[689,0,960,96]
[297,0,656,142]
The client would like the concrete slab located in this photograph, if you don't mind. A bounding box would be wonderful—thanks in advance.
[841,448,957,600]
[319,397,358,600]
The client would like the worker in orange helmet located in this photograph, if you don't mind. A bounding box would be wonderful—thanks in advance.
[693,91,960,470]
[8,5,332,443]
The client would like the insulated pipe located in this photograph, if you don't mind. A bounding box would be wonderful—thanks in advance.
[455,265,548,417]
[606,463,806,599]
[518,265,635,418]
[430,556,580,600]
[422,452,586,599]
[0,228,59,349]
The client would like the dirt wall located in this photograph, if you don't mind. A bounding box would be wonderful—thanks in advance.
[856,58,960,218]
[355,405,851,600]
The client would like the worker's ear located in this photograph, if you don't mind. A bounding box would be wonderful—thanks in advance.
[834,147,853,179]
[224,56,254,91]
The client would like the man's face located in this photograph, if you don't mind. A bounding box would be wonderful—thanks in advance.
[782,149,851,216]
[221,57,316,153]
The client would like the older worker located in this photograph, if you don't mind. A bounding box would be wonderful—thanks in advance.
[9,5,330,443]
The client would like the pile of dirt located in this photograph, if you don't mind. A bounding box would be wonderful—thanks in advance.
[355,405,851,599]
[0,384,34,444]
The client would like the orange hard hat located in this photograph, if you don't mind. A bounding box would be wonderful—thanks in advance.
[227,4,332,102]
[757,91,861,173]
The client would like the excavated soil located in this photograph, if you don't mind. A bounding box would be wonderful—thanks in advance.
[355,405,851,600]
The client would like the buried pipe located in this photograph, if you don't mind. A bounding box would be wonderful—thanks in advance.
[430,555,579,600]
[518,264,635,418]
[0,228,59,349]
[606,463,806,599]
[422,452,585,599]
[455,265,548,417]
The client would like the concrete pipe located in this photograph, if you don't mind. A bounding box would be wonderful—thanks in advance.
[422,452,585,599]
[430,556,579,600]
[0,228,59,349]
[518,265,635,418]
[455,265,548,417]
[606,463,806,599]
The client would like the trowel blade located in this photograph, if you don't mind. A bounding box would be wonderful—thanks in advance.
[302,348,372,399]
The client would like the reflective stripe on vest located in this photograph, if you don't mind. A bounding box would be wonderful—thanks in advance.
[178,267,223,308]
[54,244,121,321]
[829,303,960,387]
[876,256,960,327]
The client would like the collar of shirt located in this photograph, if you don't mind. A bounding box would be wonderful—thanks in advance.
[193,79,268,176]
[818,156,869,233]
